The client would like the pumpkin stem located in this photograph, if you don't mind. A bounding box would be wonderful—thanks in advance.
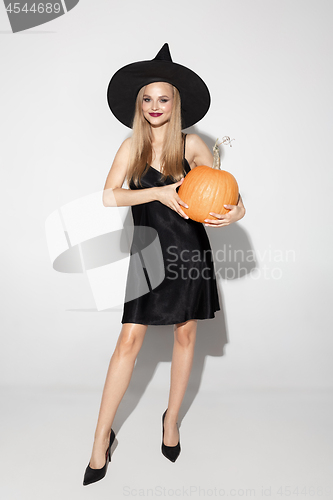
[212,138,221,170]
[212,136,235,169]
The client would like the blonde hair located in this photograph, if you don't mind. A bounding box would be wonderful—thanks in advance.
[125,84,185,188]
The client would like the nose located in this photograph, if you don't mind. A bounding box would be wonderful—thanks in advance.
[151,100,159,110]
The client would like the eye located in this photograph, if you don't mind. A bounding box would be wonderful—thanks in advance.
[160,99,169,103]
[143,98,151,102]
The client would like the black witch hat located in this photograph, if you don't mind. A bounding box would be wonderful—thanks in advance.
[107,43,210,129]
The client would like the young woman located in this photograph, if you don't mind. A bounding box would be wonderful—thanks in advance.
[83,44,245,486]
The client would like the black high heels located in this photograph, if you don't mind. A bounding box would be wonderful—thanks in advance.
[161,408,181,462]
[83,429,115,486]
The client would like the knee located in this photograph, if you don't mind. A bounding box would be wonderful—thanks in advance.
[174,324,196,348]
[115,330,142,358]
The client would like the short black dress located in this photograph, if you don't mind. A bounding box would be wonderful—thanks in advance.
[121,135,221,326]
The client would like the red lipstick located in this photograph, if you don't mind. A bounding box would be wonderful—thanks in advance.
[149,113,163,117]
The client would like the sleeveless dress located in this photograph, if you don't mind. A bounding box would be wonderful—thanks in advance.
[121,135,221,326]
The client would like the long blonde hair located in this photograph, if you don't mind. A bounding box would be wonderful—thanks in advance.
[125,84,185,188]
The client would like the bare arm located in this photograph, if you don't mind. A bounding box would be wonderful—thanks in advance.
[102,138,159,207]
[185,133,214,169]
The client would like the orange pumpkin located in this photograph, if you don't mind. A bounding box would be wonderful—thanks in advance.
[178,137,239,223]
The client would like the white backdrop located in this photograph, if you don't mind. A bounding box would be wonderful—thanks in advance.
[1,0,332,393]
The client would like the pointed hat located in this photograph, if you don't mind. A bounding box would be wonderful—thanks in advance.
[107,43,210,129]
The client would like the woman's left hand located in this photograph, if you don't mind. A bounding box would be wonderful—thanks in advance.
[204,203,246,228]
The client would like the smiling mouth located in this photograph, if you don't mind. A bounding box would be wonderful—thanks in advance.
[149,113,163,117]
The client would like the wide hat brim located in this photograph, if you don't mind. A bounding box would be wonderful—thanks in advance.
[107,44,210,129]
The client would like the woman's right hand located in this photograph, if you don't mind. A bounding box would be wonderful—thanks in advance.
[156,177,189,219]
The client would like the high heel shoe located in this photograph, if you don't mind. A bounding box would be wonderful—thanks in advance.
[83,429,115,486]
[161,408,181,462]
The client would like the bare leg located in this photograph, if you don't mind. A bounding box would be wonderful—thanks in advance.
[88,323,147,468]
[163,319,197,446]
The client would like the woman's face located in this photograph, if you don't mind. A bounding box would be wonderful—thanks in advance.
[141,82,174,127]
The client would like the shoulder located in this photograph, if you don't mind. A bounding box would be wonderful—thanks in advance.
[114,136,131,159]
[185,133,203,147]
[119,136,132,151]
[185,133,211,156]
[185,134,208,153]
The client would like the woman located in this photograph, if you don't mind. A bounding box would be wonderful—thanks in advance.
[83,44,245,486]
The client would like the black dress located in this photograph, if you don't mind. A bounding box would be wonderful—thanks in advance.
[121,135,221,326]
